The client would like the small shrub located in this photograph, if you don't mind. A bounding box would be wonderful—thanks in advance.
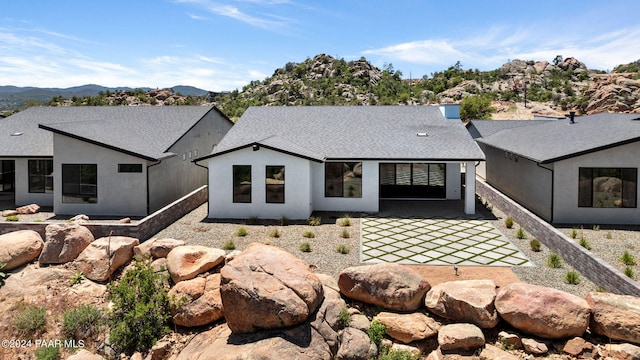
[62,304,104,339]
[235,227,248,237]
[5,215,18,222]
[620,251,637,266]
[34,345,60,360]
[308,216,322,226]
[279,216,290,226]
[593,225,600,231]
[579,237,591,250]
[367,319,386,347]
[529,239,541,252]
[606,232,613,239]
[504,217,514,229]
[338,215,351,227]
[299,242,312,252]
[570,228,578,239]
[336,244,350,254]
[595,287,608,293]
[14,304,47,335]
[269,228,281,238]
[624,266,635,279]
[515,227,526,239]
[69,272,85,286]
[302,230,315,238]
[547,253,563,268]
[377,347,420,360]
[222,240,236,250]
[338,307,351,328]
[340,228,350,239]
[565,270,581,285]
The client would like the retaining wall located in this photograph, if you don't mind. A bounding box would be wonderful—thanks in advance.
[477,179,640,296]
[0,186,208,241]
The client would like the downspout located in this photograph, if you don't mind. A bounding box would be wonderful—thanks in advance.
[193,159,209,212]
[146,160,162,215]
[536,162,554,222]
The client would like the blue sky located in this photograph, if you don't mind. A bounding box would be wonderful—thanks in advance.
[1,0,639,91]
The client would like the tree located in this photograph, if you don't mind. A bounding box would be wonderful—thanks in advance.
[460,95,495,121]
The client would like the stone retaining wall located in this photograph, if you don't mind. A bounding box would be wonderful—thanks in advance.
[0,186,208,241]
[476,179,640,296]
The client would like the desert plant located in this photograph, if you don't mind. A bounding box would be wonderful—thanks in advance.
[595,287,608,293]
[302,230,315,238]
[570,228,578,239]
[529,239,541,252]
[620,251,637,266]
[14,304,47,335]
[108,259,170,355]
[308,216,322,226]
[565,270,581,285]
[547,253,563,268]
[340,228,350,239]
[338,214,351,227]
[624,266,636,279]
[222,240,236,250]
[367,319,387,347]
[377,347,420,360]
[69,272,86,286]
[593,224,600,231]
[338,307,351,328]
[62,304,104,340]
[579,237,591,250]
[235,227,248,237]
[5,215,18,222]
[504,217,514,229]
[336,244,350,254]
[269,228,281,238]
[515,227,526,239]
[606,232,613,239]
[299,242,312,252]
[34,345,60,360]
[279,216,290,226]
[0,262,8,288]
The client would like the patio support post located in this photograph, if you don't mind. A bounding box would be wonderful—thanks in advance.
[465,161,476,214]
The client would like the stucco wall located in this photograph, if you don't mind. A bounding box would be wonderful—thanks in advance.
[553,141,640,224]
[484,145,553,221]
[12,158,54,207]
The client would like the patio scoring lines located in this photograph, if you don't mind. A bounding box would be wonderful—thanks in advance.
[361,216,532,266]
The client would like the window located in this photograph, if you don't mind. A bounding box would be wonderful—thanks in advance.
[579,168,637,208]
[325,162,362,198]
[118,164,143,173]
[266,166,285,203]
[62,164,97,203]
[233,165,251,203]
[379,163,445,198]
[28,160,54,193]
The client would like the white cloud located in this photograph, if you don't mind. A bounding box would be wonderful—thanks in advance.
[174,0,292,30]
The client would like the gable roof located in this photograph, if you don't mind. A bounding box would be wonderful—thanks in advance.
[0,106,226,160]
[198,106,485,162]
[467,119,554,139]
[476,113,640,164]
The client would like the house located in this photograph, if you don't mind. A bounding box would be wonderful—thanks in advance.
[471,112,640,225]
[195,106,485,220]
[0,106,233,216]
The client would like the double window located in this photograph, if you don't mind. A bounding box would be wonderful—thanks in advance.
[325,162,362,198]
[62,164,97,203]
[28,160,53,193]
[266,166,285,203]
[579,168,637,208]
[232,165,286,204]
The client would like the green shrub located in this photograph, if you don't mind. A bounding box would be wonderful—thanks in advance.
[299,242,312,252]
[108,259,170,355]
[14,304,47,335]
[340,228,350,238]
[302,230,315,238]
[565,270,581,285]
[222,240,236,250]
[337,244,350,254]
[338,307,351,328]
[529,239,541,252]
[620,251,637,266]
[377,347,420,360]
[235,227,248,237]
[579,237,591,250]
[515,227,526,239]
[308,216,322,226]
[5,215,18,222]
[269,228,281,238]
[34,345,60,360]
[279,216,290,226]
[62,304,104,340]
[606,232,613,239]
[593,225,600,231]
[69,272,85,286]
[570,228,578,239]
[624,266,635,279]
[338,215,351,227]
[504,217,514,229]
[367,319,386,347]
[547,253,563,268]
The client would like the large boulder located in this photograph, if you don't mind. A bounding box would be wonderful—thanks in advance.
[494,282,590,339]
[425,279,498,328]
[75,236,139,282]
[39,223,94,264]
[336,327,377,360]
[16,203,40,214]
[134,238,185,259]
[0,230,44,270]
[168,274,224,327]
[374,312,440,344]
[438,323,485,351]
[0,266,74,298]
[220,243,324,333]
[586,292,640,344]
[338,263,430,311]
[166,245,225,283]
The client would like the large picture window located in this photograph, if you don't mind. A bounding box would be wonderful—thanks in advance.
[62,164,97,203]
[266,166,285,203]
[325,162,362,198]
[579,168,637,208]
[28,160,54,193]
[379,163,446,198]
[233,165,251,203]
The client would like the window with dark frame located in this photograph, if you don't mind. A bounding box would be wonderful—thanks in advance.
[233,165,251,203]
[28,159,53,193]
[578,167,637,208]
[266,166,285,203]
[325,162,362,198]
[118,164,143,173]
[62,164,97,203]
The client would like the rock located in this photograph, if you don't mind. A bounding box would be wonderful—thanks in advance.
[336,327,377,360]
[166,245,225,283]
[349,314,370,332]
[480,344,521,360]
[494,282,590,339]
[586,292,640,345]
[16,203,40,214]
[168,274,224,327]
[220,243,324,333]
[131,352,143,360]
[437,323,485,351]
[75,236,139,282]
[66,349,106,360]
[497,331,522,350]
[134,238,185,259]
[70,279,107,298]
[2,209,18,217]
[603,343,640,360]
[374,312,440,344]
[118,217,131,223]
[387,343,423,357]
[39,223,94,264]
[310,285,347,354]
[224,249,242,263]
[338,263,430,311]
[521,338,548,355]
[425,279,498,328]
[70,214,90,223]
[316,273,339,292]
[0,266,74,298]
[151,258,168,273]
[0,230,44,270]
[563,337,593,357]
[149,340,171,360]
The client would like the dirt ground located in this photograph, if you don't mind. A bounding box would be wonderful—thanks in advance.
[407,265,521,289]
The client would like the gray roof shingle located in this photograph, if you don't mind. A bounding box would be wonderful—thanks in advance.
[467,119,554,139]
[476,113,640,163]
[201,106,485,162]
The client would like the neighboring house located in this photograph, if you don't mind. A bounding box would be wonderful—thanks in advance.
[0,106,233,216]
[471,112,640,225]
[196,106,485,220]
